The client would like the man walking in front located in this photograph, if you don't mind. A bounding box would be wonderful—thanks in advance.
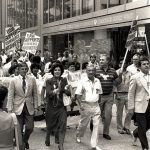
[128,56,150,150]
[76,65,103,150]
[7,62,38,149]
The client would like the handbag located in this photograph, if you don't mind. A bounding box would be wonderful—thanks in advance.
[63,93,72,106]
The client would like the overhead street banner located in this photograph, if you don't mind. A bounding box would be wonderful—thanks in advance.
[5,25,20,54]
[22,32,40,54]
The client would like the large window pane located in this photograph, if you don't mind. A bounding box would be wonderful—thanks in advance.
[33,0,38,27]
[82,0,94,14]
[63,0,71,19]
[72,0,80,17]
[55,0,62,21]
[6,0,38,29]
[49,0,55,22]
[43,0,48,24]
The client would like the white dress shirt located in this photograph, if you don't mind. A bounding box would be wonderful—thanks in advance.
[75,77,103,102]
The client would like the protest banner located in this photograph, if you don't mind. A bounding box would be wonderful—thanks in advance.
[5,25,20,54]
[22,32,40,54]
[121,17,138,71]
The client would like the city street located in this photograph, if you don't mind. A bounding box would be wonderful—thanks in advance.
[27,105,150,150]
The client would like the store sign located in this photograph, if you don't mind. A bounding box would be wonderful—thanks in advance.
[22,32,40,54]
[5,25,20,54]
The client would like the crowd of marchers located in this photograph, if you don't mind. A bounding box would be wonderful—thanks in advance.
[0,49,150,150]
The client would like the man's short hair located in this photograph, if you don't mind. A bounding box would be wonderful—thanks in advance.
[139,56,149,67]
[90,54,96,59]
[19,62,28,68]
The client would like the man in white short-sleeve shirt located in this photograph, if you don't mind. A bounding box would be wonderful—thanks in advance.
[75,65,103,150]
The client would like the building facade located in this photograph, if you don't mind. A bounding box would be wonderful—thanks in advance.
[0,0,150,66]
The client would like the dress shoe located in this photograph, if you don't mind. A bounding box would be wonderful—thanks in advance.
[103,134,111,140]
[76,136,81,143]
[25,142,29,149]
[91,146,102,150]
[45,141,50,146]
[118,129,125,134]
[123,127,131,135]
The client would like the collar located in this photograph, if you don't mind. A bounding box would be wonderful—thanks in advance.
[19,74,27,79]
[140,71,150,77]
[100,66,111,71]
[85,76,97,83]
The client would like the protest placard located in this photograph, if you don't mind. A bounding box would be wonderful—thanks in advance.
[22,32,40,54]
[5,25,20,54]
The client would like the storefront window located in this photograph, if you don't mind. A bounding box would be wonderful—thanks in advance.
[82,0,95,14]
[55,0,62,21]
[72,0,80,17]
[63,0,71,19]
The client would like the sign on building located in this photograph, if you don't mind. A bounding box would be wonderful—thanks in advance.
[5,25,20,54]
[22,32,40,54]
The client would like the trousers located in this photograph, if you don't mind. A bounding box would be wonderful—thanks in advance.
[133,102,150,150]
[116,93,132,130]
[77,102,100,148]
[100,94,113,135]
[17,103,34,143]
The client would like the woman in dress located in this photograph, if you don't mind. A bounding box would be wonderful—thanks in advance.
[45,63,71,150]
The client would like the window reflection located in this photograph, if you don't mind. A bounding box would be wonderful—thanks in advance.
[72,0,80,17]
[63,0,71,19]
[55,0,62,21]
[43,0,48,24]
[49,0,55,22]
[7,0,38,29]
[82,0,94,14]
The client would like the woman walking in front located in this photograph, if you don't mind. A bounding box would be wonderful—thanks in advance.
[45,62,71,150]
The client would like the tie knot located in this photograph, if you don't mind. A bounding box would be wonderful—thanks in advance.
[22,77,25,80]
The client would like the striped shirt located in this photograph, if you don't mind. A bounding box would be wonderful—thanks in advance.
[96,67,118,95]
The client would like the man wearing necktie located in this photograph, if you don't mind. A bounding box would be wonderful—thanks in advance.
[7,62,38,149]
[128,56,150,150]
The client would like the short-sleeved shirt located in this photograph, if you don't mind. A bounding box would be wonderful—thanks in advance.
[96,67,118,95]
[75,77,103,102]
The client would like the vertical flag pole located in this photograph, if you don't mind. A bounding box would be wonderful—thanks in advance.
[121,47,130,72]
[144,34,150,57]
